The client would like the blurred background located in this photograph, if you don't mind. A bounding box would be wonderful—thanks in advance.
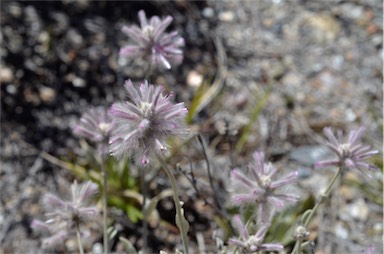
[1,0,382,253]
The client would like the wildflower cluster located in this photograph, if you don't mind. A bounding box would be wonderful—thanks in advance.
[30,7,380,254]
[228,151,298,251]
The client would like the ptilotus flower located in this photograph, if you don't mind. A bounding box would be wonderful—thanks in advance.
[231,151,299,223]
[361,245,375,254]
[73,106,114,157]
[120,10,184,69]
[31,219,69,249]
[108,80,188,165]
[31,181,99,249]
[315,127,379,178]
[228,215,284,252]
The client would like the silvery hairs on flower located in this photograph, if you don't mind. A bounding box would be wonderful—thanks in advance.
[231,151,299,224]
[120,10,184,69]
[31,181,99,249]
[228,215,284,252]
[73,106,114,158]
[315,126,379,179]
[108,80,188,165]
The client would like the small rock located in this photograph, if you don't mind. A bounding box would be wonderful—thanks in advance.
[202,7,214,18]
[5,84,17,94]
[335,222,349,239]
[306,13,341,42]
[218,11,235,22]
[348,198,369,221]
[0,65,14,83]
[339,185,358,200]
[186,70,203,88]
[8,2,22,17]
[39,86,56,103]
[73,77,86,88]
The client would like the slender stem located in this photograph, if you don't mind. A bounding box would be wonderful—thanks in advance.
[145,61,153,81]
[303,167,341,227]
[76,222,85,254]
[140,166,148,253]
[292,167,341,254]
[197,135,221,210]
[159,157,189,254]
[296,239,302,254]
[102,163,109,254]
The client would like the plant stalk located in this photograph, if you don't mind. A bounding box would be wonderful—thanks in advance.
[102,163,109,254]
[159,157,189,254]
[76,222,85,254]
[140,166,148,253]
[292,167,341,254]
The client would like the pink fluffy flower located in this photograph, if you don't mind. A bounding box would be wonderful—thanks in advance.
[73,106,114,158]
[120,10,184,69]
[231,151,299,223]
[228,215,284,252]
[315,127,379,178]
[108,80,188,165]
[31,181,99,249]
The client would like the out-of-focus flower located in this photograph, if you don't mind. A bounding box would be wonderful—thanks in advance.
[315,127,379,178]
[361,245,375,254]
[73,106,114,157]
[109,80,188,165]
[120,10,184,69]
[228,215,284,252]
[231,151,298,223]
[31,219,69,249]
[31,181,99,249]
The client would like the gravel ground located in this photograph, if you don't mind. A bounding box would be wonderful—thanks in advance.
[1,1,383,253]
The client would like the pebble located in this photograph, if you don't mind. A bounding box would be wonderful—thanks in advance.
[39,86,56,103]
[8,2,22,17]
[339,185,358,200]
[306,13,341,42]
[218,11,235,22]
[202,7,214,18]
[72,77,86,87]
[347,198,369,221]
[186,70,203,88]
[0,65,14,83]
[335,222,349,239]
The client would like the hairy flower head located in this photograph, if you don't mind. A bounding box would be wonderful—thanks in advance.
[231,151,299,223]
[108,80,188,165]
[120,10,184,69]
[315,127,379,179]
[31,181,99,249]
[73,106,114,157]
[228,215,284,252]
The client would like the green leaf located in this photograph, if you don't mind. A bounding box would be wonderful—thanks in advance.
[126,205,142,223]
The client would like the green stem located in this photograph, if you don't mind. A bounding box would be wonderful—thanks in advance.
[140,166,148,253]
[159,157,189,254]
[292,167,341,254]
[102,163,109,254]
[76,222,85,254]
